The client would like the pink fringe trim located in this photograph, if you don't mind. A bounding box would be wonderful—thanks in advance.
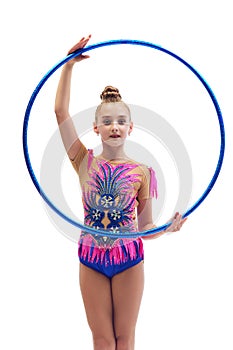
[87,149,94,170]
[149,167,158,199]
[79,239,144,266]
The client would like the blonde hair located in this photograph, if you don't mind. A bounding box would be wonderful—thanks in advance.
[95,86,131,120]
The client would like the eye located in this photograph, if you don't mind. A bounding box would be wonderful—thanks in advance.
[103,119,111,125]
[118,119,127,125]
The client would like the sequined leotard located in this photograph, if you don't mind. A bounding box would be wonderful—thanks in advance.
[71,144,157,278]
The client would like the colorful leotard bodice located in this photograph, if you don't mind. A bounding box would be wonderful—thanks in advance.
[71,144,157,264]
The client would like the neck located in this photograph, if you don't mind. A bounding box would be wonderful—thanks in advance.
[100,143,128,161]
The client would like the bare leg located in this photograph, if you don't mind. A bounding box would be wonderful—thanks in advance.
[79,263,116,350]
[111,262,144,350]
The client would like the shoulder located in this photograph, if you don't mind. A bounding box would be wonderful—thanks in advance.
[134,162,158,199]
[130,160,152,177]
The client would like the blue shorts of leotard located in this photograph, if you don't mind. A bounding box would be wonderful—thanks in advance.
[79,253,143,278]
[78,239,144,279]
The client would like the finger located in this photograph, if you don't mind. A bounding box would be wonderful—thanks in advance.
[171,214,182,231]
[81,34,91,43]
[166,214,187,233]
[175,213,183,224]
[78,39,91,51]
[175,217,187,230]
[165,212,182,232]
[165,222,176,233]
[68,35,91,54]
[80,55,90,60]
[68,43,81,54]
[171,214,181,226]
[179,218,188,228]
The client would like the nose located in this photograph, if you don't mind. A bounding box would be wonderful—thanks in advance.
[111,121,119,131]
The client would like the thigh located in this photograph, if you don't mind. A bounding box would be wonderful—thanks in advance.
[111,262,144,337]
[79,263,115,338]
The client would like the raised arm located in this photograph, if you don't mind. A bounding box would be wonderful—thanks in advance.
[54,35,91,160]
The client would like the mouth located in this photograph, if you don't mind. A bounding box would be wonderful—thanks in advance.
[110,135,121,138]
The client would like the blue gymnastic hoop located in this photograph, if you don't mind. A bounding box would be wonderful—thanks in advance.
[23,39,225,237]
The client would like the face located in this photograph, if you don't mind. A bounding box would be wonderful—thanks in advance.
[94,102,133,146]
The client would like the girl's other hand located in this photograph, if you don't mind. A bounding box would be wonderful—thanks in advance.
[165,212,187,233]
[67,34,92,65]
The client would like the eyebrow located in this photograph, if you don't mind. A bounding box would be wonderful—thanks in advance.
[101,115,128,119]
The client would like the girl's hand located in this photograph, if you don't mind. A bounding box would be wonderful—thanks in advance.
[164,212,187,233]
[67,34,92,65]
[141,212,187,240]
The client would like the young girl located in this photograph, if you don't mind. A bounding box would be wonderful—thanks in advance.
[55,35,187,350]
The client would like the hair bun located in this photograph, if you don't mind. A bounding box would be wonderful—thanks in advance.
[100,86,122,103]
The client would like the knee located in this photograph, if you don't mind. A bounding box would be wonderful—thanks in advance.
[116,335,135,350]
[93,335,116,350]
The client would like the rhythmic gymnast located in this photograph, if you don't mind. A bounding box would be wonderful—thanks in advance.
[54,34,187,350]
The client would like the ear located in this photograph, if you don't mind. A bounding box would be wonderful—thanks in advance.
[93,122,99,135]
[128,121,133,136]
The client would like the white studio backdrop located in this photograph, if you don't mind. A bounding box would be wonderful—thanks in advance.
[1,1,232,349]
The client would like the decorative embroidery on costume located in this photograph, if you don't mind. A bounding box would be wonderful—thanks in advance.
[82,161,140,246]
[78,151,157,265]
[149,167,158,199]
[78,237,144,266]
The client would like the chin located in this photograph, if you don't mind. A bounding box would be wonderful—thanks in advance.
[104,138,125,146]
